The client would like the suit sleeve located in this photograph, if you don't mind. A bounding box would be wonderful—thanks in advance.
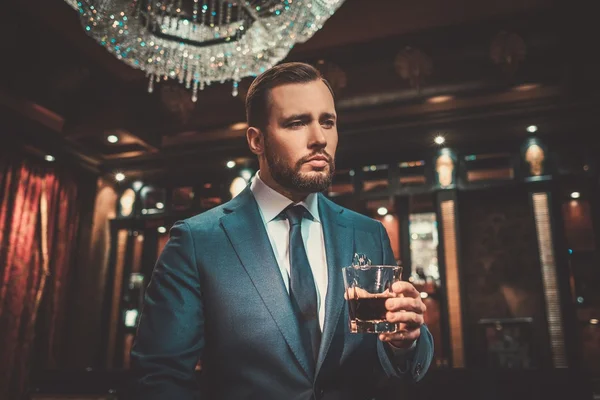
[130,221,204,399]
[375,222,434,382]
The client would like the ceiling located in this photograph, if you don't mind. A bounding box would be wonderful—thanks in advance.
[1,0,597,183]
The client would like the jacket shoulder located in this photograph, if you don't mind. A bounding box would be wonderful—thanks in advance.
[320,195,381,232]
[179,201,231,233]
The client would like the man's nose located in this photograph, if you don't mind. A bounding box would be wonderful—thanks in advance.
[308,123,327,148]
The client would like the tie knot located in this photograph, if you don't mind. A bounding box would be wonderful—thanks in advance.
[284,205,308,226]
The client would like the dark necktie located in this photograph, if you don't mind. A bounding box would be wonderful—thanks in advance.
[284,205,321,371]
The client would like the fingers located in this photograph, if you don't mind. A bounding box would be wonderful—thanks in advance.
[385,297,427,314]
[385,311,424,327]
[379,327,421,343]
[391,281,420,298]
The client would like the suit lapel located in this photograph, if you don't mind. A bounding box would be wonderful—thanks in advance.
[315,194,354,377]
[219,187,313,378]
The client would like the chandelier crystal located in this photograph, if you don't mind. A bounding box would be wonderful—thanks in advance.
[65,0,345,101]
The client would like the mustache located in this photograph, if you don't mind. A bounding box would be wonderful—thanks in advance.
[298,151,333,165]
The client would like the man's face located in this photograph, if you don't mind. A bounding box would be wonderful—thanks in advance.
[262,80,338,194]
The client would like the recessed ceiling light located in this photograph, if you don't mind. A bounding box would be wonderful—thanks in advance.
[434,135,445,145]
[571,192,580,199]
[115,172,125,182]
[513,83,541,92]
[107,134,119,143]
[156,202,165,209]
[227,160,236,169]
[377,207,388,216]
[427,95,454,104]
[527,125,538,133]
[44,155,55,162]
[230,122,248,130]
[157,226,167,234]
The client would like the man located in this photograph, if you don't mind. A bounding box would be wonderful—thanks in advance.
[131,62,433,399]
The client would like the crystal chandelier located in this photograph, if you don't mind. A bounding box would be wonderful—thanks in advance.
[65,0,345,101]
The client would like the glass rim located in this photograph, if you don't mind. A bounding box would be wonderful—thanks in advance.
[343,264,402,270]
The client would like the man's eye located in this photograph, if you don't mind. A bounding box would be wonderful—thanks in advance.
[322,120,335,128]
[288,121,304,128]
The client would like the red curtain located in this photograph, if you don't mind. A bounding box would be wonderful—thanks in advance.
[0,154,80,400]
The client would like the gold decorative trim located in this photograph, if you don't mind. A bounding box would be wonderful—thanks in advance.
[35,179,52,364]
[531,193,567,367]
[441,200,465,367]
[132,234,144,274]
[466,167,514,182]
[107,229,129,367]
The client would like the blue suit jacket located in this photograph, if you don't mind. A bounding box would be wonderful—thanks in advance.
[131,187,433,399]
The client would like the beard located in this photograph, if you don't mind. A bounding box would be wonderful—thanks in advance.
[264,140,335,194]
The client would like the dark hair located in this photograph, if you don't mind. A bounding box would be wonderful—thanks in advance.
[245,62,334,131]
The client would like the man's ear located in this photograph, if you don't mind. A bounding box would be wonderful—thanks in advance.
[247,127,264,156]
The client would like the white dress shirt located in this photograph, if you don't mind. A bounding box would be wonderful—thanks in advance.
[249,172,416,357]
[250,172,328,331]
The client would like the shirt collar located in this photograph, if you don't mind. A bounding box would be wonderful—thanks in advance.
[250,171,321,223]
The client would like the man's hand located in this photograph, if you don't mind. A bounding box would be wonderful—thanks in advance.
[378,281,426,349]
